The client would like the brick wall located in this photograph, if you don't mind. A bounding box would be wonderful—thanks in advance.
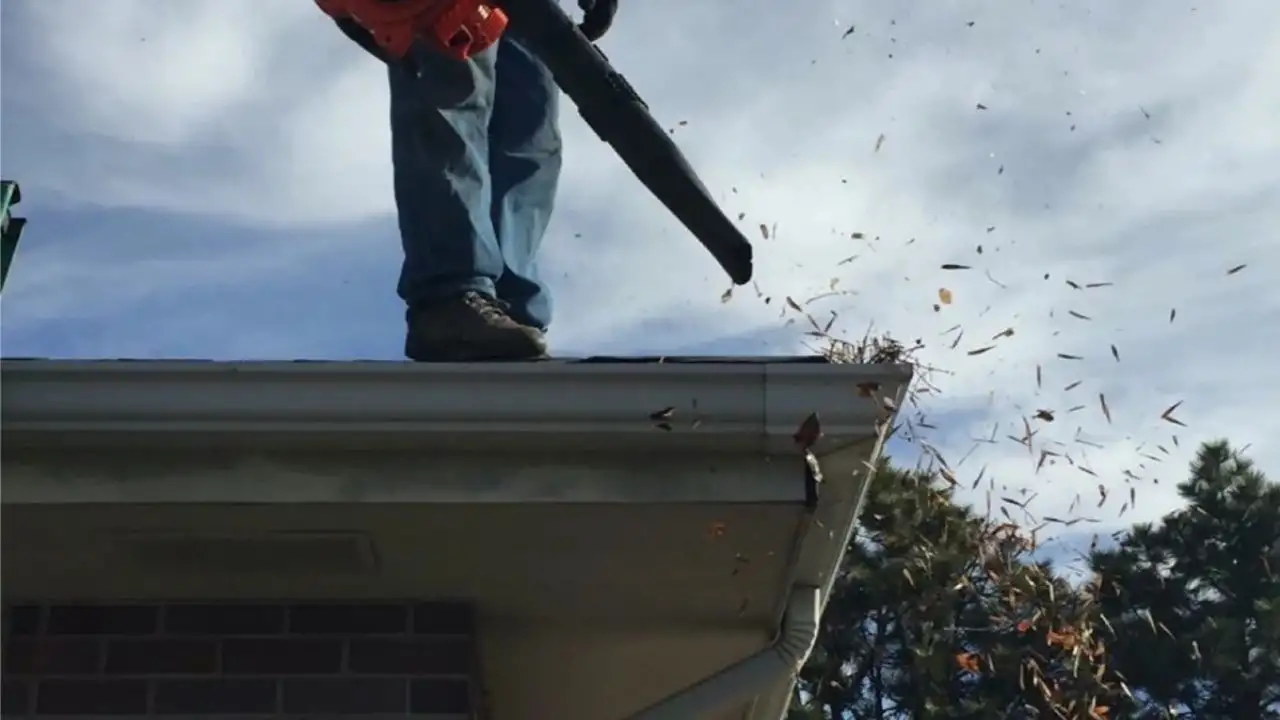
[2,601,483,717]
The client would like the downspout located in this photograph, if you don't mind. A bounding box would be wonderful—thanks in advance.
[626,585,820,720]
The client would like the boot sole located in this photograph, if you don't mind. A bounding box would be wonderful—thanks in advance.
[407,353,551,363]
[406,344,550,362]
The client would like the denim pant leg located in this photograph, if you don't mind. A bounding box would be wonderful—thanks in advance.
[389,46,504,309]
[488,34,562,331]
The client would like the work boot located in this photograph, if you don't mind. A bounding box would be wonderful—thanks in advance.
[405,291,548,362]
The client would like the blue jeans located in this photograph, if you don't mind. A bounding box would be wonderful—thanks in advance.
[388,34,561,330]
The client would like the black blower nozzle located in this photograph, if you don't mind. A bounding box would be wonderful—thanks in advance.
[500,0,754,285]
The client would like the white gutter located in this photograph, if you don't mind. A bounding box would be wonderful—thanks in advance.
[627,585,820,719]
[0,360,909,454]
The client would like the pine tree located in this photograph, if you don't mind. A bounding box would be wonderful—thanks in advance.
[1090,440,1280,719]
[795,463,1117,719]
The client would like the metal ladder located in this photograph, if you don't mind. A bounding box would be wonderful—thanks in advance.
[1,180,27,292]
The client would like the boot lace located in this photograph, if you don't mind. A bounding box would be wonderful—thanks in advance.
[461,291,514,321]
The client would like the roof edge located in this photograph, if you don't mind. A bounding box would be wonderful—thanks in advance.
[0,360,910,453]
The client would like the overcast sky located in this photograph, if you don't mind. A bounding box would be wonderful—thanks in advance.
[2,0,1277,543]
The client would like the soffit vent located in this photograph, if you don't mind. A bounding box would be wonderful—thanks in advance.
[109,531,378,576]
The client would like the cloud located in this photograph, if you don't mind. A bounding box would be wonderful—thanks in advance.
[2,0,1277,533]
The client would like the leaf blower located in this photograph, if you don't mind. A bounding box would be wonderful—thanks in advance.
[316,0,754,285]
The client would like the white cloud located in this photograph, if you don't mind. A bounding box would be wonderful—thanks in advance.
[2,0,1277,531]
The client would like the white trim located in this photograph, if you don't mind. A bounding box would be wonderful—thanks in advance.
[1,360,911,454]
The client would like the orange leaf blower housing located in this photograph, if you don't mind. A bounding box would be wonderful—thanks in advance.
[316,0,508,61]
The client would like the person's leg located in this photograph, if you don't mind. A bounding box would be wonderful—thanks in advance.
[389,45,546,360]
[488,33,563,332]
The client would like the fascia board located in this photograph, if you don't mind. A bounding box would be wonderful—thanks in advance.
[0,360,910,454]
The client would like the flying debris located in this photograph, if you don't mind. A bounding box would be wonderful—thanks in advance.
[1160,401,1187,427]
[793,412,823,450]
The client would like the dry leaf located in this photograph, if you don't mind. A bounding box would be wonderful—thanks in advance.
[939,467,958,486]
[649,406,676,422]
[956,652,981,673]
[1160,401,1187,426]
[938,287,954,305]
[1047,629,1076,648]
[794,412,823,449]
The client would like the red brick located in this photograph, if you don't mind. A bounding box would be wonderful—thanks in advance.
[220,638,343,674]
[5,605,42,636]
[413,601,475,635]
[289,603,409,634]
[4,637,101,675]
[411,678,472,714]
[35,679,149,715]
[153,678,279,714]
[282,678,408,714]
[2,680,31,715]
[46,605,158,636]
[163,603,285,635]
[6,600,482,717]
[105,638,217,674]
[348,636,471,675]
